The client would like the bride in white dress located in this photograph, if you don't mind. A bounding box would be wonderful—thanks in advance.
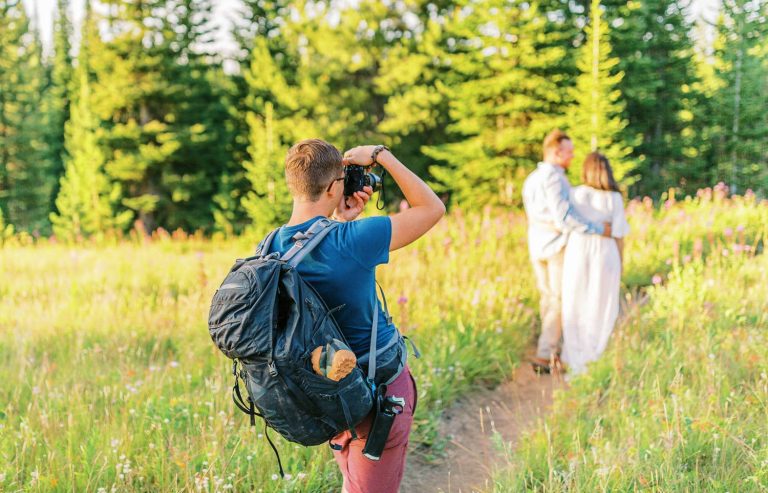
[561,152,629,375]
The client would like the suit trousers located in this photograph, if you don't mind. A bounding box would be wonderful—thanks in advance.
[532,249,565,359]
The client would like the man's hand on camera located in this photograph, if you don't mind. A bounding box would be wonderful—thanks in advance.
[343,145,380,167]
[333,186,373,222]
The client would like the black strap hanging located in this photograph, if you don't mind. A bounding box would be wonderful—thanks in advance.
[263,423,285,478]
[338,395,358,440]
[231,361,285,478]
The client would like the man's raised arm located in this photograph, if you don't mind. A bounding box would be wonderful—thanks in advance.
[342,146,446,251]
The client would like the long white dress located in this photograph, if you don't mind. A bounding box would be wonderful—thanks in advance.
[561,186,630,375]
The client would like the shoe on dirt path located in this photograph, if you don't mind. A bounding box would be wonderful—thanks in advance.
[530,355,567,376]
[530,356,552,374]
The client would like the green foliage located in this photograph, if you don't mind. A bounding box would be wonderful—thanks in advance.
[50,70,124,241]
[0,206,14,244]
[237,0,385,232]
[1,0,768,234]
[241,99,292,236]
[0,3,52,233]
[603,0,701,196]
[373,2,458,184]
[50,5,130,242]
[239,38,294,234]
[709,0,768,193]
[566,0,636,184]
[43,0,74,214]
[0,212,536,491]
[92,0,231,233]
[495,239,768,491]
[425,1,569,208]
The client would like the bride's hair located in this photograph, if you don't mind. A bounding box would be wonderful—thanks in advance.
[582,152,619,192]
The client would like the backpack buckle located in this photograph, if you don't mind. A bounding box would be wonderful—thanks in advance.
[268,361,279,377]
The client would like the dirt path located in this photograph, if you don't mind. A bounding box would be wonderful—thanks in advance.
[400,363,564,493]
[399,293,646,493]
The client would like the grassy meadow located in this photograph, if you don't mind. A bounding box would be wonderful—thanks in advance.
[495,193,768,492]
[1,188,766,492]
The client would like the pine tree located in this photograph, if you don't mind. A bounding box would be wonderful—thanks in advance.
[601,0,700,196]
[0,3,50,232]
[214,0,293,235]
[566,0,635,184]
[45,0,74,213]
[50,72,125,240]
[238,1,383,231]
[681,19,724,193]
[164,0,233,231]
[50,0,128,241]
[424,0,569,208]
[241,98,291,235]
[239,36,301,234]
[231,0,290,61]
[375,2,461,182]
[94,0,230,232]
[710,0,768,193]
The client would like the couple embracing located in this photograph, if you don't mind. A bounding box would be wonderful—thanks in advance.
[523,129,630,376]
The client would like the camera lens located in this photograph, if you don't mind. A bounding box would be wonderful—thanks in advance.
[365,173,383,193]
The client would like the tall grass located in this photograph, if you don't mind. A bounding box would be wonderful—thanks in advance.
[0,212,536,492]
[495,227,768,491]
[1,190,765,492]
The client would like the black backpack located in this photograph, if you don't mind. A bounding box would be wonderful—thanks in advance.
[208,219,381,475]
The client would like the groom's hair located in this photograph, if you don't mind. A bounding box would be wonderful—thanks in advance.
[285,139,344,201]
[542,129,571,158]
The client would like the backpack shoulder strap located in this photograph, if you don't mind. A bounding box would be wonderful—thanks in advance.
[366,283,387,383]
[255,228,281,256]
[280,218,339,267]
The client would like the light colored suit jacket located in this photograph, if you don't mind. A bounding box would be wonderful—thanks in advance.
[522,162,605,261]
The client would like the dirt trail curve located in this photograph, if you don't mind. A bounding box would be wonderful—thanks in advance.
[399,294,645,493]
[400,364,563,493]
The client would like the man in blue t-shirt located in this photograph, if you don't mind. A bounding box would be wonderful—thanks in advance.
[268,139,444,493]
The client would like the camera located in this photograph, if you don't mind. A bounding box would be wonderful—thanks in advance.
[344,165,382,197]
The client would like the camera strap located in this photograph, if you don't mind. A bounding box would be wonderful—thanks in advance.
[367,301,379,385]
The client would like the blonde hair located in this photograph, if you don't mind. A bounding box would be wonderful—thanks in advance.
[284,139,343,201]
[542,129,571,159]
[582,152,619,192]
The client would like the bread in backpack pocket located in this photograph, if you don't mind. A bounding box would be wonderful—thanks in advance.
[311,340,357,381]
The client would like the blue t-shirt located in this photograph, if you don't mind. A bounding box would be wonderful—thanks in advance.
[266,215,396,356]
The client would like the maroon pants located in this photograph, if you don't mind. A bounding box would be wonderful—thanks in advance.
[330,366,417,493]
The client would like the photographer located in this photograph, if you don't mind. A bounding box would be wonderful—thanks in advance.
[265,139,445,493]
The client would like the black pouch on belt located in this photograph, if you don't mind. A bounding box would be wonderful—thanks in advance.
[362,386,405,461]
